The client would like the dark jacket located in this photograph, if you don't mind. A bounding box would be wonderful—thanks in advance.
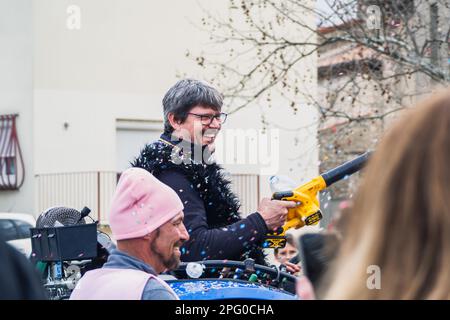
[132,134,269,265]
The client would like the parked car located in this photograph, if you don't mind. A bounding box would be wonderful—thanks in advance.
[0,213,36,257]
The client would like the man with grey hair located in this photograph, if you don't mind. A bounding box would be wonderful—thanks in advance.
[133,79,298,269]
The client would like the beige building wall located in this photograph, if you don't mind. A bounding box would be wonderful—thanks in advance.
[0,0,34,214]
[32,0,319,213]
[1,0,319,259]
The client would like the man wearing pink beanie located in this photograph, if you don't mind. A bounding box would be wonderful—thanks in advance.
[70,167,189,300]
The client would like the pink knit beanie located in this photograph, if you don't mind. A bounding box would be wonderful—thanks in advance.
[109,167,184,240]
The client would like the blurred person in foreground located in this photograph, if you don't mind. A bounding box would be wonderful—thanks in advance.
[0,237,47,300]
[70,167,189,300]
[316,90,450,299]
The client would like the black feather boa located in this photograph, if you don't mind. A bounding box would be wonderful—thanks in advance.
[132,137,267,264]
[132,140,241,228]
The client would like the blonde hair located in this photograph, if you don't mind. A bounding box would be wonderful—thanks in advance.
[322,91,450,299]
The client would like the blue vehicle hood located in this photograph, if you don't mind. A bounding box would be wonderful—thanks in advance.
[168,279,297,300]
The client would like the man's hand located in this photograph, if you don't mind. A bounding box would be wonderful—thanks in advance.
[283,261,301,275]
[257,198,297,231]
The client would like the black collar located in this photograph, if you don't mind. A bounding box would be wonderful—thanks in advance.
[159,133,213,165]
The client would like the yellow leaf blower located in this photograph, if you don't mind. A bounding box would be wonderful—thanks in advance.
[263,152,371,249]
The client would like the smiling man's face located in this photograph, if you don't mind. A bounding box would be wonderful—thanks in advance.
[172,105,222,147]
[150,212,189,271]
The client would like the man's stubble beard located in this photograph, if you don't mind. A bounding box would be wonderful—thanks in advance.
[150,230,181,271]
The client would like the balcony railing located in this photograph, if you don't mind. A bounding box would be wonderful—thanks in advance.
[0,114,25,190]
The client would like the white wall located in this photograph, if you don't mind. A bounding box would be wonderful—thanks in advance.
[32,0,318,188]
[0,0,35,215]
[33,0,210,174]
[31,0,319,244]
[33,90,163,173]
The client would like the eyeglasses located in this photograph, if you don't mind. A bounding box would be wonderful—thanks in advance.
[187,112,228,125]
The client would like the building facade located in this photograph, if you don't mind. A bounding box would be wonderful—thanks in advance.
[0,0,319,237]
[317,0,450,225]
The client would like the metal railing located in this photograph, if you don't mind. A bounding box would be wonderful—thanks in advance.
[229,174,260,216]
[0,114,25,190]
[35,171,260,225]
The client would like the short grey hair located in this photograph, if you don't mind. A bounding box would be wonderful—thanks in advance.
[162,79,223,134]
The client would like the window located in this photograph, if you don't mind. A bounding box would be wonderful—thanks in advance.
[5,157,15,175]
